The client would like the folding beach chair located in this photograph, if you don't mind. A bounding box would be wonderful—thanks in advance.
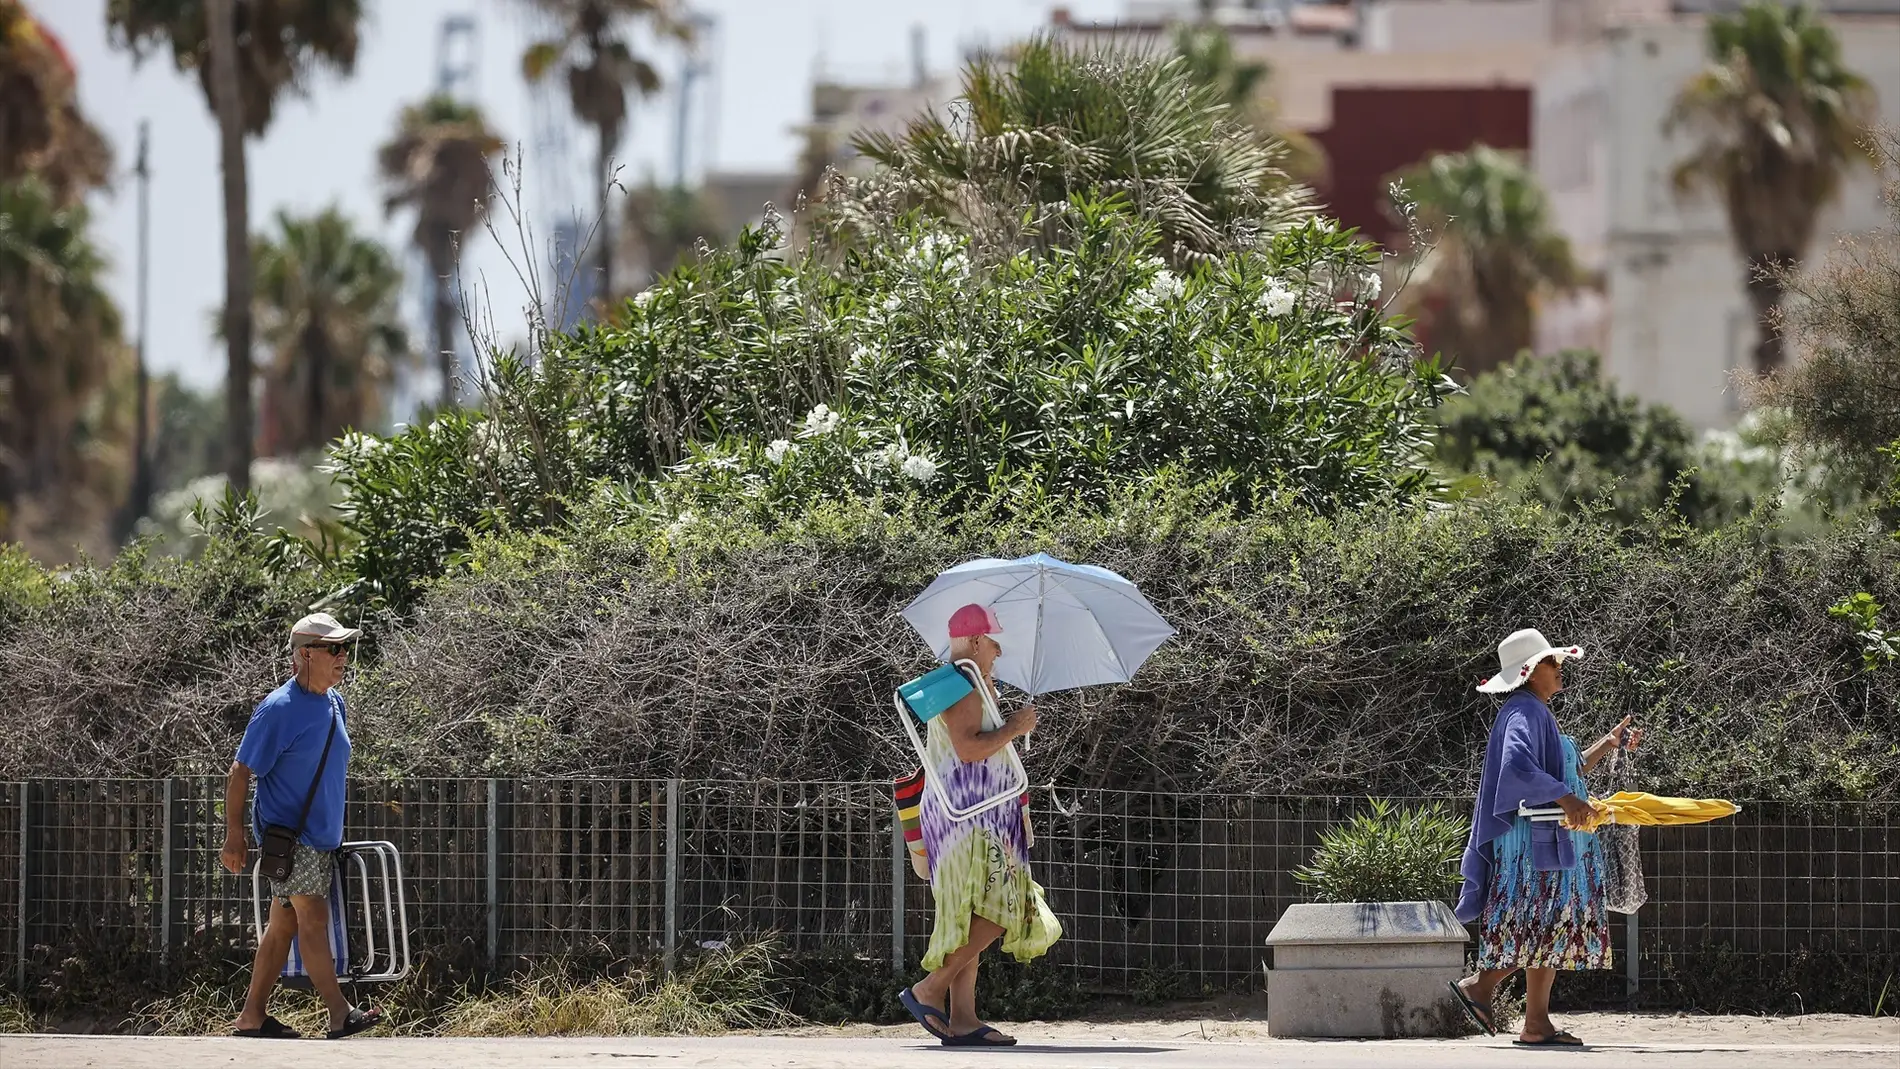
[892,659,1028,824]
[253,840,412,988]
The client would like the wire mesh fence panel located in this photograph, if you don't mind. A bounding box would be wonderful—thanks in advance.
[1635,800,1898,996]
[347,779,491,969]
[677,782,894,962]
[0,780,1892,1005]
[0,783,21,985]
[20,780,167,983]
[169,775,252,970]
[497,779,667,966]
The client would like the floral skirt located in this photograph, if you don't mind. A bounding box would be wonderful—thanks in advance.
[1476,817,1612,971]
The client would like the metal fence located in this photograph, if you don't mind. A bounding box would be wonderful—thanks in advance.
[2,779,1893,1000]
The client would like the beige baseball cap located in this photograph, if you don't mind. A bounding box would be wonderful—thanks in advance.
[289,611,363,650]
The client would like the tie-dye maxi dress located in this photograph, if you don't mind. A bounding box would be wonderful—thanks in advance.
[917,673,1062,971]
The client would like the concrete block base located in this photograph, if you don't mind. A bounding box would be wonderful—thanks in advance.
[1264,901,1469,1039]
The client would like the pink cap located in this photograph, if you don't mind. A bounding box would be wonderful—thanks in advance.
[948,603,1003,638]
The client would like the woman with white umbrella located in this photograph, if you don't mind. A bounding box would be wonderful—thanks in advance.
[898,603,1062,1049]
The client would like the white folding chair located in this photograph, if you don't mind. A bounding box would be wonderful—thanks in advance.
[894,658,1027,823]
[252,840,412,984]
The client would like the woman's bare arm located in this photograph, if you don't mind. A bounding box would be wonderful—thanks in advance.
[940,689,1032,764]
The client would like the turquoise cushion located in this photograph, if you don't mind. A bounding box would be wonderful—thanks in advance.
[898,663,973,723]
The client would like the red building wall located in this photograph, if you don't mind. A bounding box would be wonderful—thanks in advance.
[1306,86,1533,247]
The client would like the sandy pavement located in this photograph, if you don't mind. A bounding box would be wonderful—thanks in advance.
[4,1012,1896,1068]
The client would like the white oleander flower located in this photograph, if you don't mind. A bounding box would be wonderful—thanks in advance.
[875,441,909,469]
[765,439,795,464]
[634,288,656,307]
[1361,270,1383,301]
[900,454,939,484]
[801,403,842,437]
[883,295,903,313]
[1258,279,1297,318]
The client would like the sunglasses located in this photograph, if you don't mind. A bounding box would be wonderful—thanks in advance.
[309,643,353,657]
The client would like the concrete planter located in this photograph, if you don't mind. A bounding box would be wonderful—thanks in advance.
[1263,900,1468,1038]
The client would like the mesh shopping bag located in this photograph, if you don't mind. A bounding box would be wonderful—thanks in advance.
[1593,747,1649,914]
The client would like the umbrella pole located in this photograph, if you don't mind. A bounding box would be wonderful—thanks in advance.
[1024,564,1048,754]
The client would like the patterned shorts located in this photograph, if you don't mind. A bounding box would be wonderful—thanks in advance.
[268,841,336,904]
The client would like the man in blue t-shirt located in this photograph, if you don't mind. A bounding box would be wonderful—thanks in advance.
[220,612,382,1040]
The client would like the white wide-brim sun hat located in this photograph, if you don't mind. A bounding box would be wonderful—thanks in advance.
[1476,628,1584,694]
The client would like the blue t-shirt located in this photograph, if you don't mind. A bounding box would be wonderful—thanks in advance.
[236,679,351,851]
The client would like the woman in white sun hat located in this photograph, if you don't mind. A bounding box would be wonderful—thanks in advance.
[1446,628,1642,1048]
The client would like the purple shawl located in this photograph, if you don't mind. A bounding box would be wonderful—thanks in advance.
[1454,689,1578,923]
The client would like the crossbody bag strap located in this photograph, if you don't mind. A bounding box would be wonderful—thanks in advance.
[293,696,341,838]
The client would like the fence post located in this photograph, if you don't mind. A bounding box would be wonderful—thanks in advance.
[159,778,176,965]
[891,814,907,977]
[486,778,499,971]
[662,780,680,976]
[1625,908,1640,999]
[15,782,29,991]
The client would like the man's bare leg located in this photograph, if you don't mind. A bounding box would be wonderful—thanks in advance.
[289,894,353,1032]
[233,897,296,1030]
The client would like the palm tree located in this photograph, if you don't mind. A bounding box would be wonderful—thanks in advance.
[378,94,504,406]
[1389,145,1584,380]
[854,36,1313,267]
[0,176,127,544]
[250,207,409,457]
[1666,0,1873,376]
[107,0,365,490]
[521,0,689,301]
[1171,21,1324,185]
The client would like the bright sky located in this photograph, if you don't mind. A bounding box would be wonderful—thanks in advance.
[38,0,1124,392]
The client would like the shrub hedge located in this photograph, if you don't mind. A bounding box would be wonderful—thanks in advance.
[4,484,1893,801]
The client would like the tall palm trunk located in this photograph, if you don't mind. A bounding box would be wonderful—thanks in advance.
[206,0,253,491]
[428,236,458,404]
[1745,253,1795,376]
[302,320,329,447]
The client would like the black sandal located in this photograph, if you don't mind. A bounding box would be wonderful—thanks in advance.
[232,1014,300,1039]
[325,1006,384,1040]
[1514,1030,1585,1047]
[942,1024,1017,1047]
[1447,980,1495,1036]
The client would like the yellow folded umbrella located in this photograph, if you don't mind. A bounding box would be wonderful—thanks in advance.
[1574,791,1740,831]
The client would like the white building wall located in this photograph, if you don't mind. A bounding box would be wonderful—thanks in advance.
[1545,17,1900,429]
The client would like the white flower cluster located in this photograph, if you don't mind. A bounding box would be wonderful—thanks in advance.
[904,231,971,279]
[801,403,843,437]
[1136,268,1186,309]
[1360,269,1383,301]
[633,288,656,308]
[1257,277,1298,318]
[866,437,940,484]
[901,454,939,484]
[765,439,796,464]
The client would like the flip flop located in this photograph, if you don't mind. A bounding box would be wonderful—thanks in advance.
[325,1006,384,1040]
[897,987,952,1041]
[1514,1030,1585,1047]
[1447,980,1495,1036]
[942,1024,1017,1047]
[232,1014,300,1039]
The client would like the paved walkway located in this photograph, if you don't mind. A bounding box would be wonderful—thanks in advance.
[5,1013,1896,1068]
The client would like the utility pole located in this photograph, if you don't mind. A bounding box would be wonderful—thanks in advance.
[116,121,155,542]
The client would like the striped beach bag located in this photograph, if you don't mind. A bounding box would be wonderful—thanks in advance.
[892,769,929,879]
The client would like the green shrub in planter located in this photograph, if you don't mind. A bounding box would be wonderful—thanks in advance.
[1294,800,1467,903]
